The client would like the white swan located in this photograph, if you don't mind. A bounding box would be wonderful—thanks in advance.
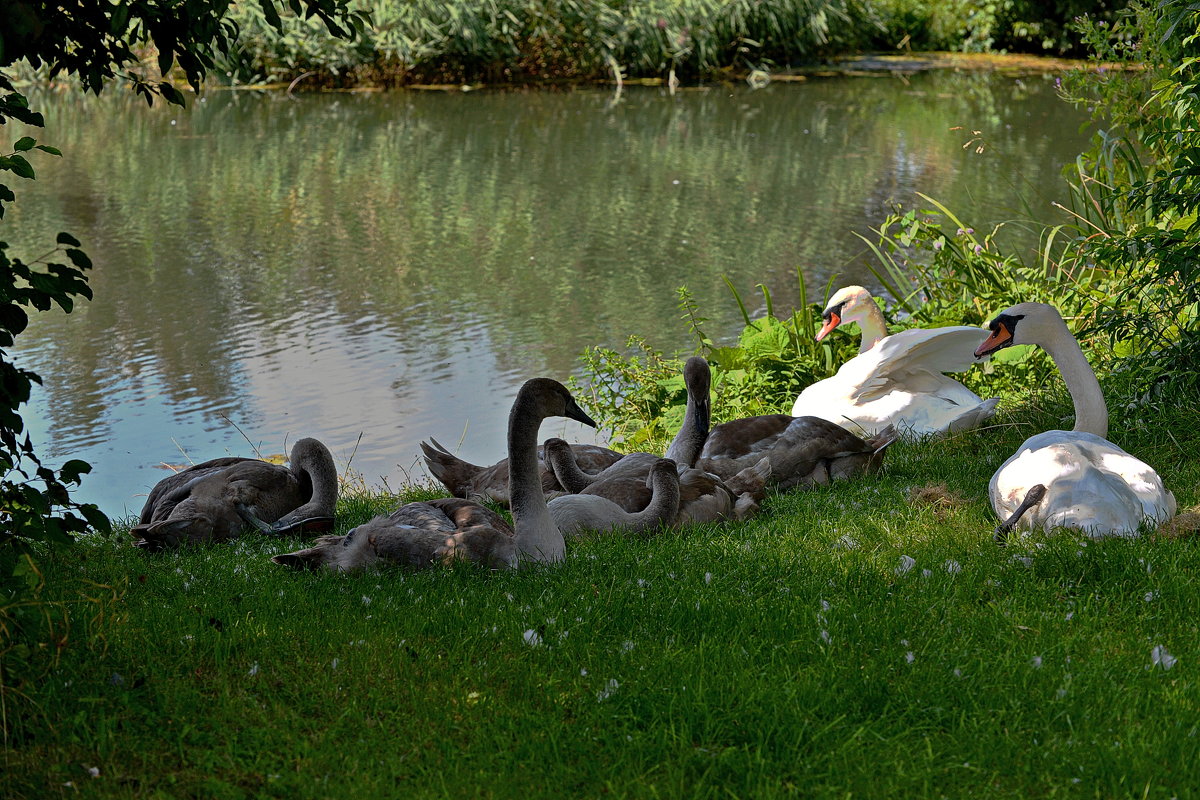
[790,285,999,437]
[272,378,596,571]
[975,302,1176,538]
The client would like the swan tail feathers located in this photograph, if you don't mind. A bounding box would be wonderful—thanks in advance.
[946,397,1001,433]
[420,439,484,498]
[271,534,347,570]
[859,425,898,475]
[868,425,898,453]
[732,492,762,520]
[131,518,207,551]
[724,456,772,501]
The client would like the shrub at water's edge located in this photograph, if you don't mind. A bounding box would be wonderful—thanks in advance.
[869,0,1200,404]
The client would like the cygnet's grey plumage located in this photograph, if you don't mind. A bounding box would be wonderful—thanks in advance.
[545,357,770,524]
[274,378,596,572]
[420,438,622,506]
[544,453,681,538]
[545,438,771,525]
[272,498,518,571]
[552,355,713,496]
[663,356,711,467]
[700,415,896,491]
[132,437,338,550]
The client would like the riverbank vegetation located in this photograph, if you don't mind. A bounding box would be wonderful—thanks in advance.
[217,0,1119,88]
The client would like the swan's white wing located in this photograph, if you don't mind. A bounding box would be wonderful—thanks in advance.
[791,327,994,436]
[848,327,988,403]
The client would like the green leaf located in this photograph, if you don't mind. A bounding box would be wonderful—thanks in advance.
[35,145,62,156]
[111,2,131,34]
[0,303,29,335]
[159,82,186,106]
[81,504,112,534]
[12,555,42,590]
[2,155,34,179]
[66,249,93,269]
[60,459,93,484]
[260,0,283,31]
[990,344,1034,364]
[56,232,81,246]
[13,137,36,151]
[707,346,745,371]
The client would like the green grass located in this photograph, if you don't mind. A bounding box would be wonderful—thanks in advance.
[5,399,1200,798]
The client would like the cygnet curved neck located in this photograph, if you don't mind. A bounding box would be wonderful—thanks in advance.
[294,440,339,513]
[630,465,680,527]
[546,442,594,493]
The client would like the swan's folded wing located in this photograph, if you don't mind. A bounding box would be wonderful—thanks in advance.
[139,457,254,523]
[419,498,511,533]
[848,327,987,402]
[700,415,792,460]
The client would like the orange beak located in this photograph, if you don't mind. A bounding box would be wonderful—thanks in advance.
[816,312,841,342]
[975,322,1012,358]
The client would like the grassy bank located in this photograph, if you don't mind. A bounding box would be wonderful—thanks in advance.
[4,396,1198,798]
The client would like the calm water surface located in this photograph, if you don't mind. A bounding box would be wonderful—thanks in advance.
[8,70,1091,517]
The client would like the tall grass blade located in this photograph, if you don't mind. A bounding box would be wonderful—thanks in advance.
[723,275,758,330]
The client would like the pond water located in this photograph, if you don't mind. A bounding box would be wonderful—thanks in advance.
[8,69,1092,518]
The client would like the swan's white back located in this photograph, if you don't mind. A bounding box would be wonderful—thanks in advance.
[990,430,1176,537]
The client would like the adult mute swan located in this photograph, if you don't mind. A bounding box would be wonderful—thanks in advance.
[790,285,999,437]
[132,437,338,550]
[975,302,1176,538]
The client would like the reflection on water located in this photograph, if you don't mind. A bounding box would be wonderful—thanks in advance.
[7,71,1090,516]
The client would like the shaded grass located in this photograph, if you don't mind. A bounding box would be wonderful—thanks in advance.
[4,400,1200,798]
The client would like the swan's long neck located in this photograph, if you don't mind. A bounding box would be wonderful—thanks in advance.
[664,386,709,467]
[284,439,338,520]
[1041,324,1109,439]
[850,301,889,353]
[509,404,566,562]
[627,467,680,529]
[547,445,594,493]
[298,442,339,513]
